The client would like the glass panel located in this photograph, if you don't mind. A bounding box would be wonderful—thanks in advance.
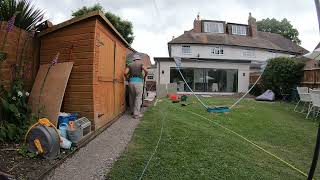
[170,68,238,92]
[232,25,247,36]
[170,68,194,92]
[203,22,224,33]
[194,69,205,92]
[182,46,191,54]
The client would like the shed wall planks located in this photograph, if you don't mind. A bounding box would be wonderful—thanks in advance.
[39,15,128,131]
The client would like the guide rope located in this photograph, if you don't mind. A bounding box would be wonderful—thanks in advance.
[138,107,168,180]
[174,57,268,110]
[229,69,264,109]
[173,104,310,179]
[177,68,208,109]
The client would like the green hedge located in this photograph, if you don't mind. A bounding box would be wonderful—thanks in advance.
[261,57,304,98]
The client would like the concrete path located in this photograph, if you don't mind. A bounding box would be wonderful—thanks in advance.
[46,113,140,180]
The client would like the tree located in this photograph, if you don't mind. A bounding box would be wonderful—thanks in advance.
[261,57,305,98]
[257,18,301,45]
[0,0,44,31]
[72,4,134,44]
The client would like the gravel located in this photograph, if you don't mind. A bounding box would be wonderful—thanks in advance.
[45,113,140,180]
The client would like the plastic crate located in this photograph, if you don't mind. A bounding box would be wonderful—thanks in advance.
[75,117,91,137]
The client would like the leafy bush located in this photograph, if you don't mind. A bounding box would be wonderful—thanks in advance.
[249,83,263,96]
[0,79,32,141]
[18,144,36,158]
[0,7,41,142]
[0,0,44,31]
[261,57,305,98]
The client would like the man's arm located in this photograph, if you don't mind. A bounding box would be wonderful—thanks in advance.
[124,67,129,80]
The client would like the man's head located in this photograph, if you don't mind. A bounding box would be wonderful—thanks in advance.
[132,53,142,61]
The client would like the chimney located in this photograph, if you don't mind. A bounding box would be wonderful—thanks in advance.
[193,13,201,33]
[248,12,257,37]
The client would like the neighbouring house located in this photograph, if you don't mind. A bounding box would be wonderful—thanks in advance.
[146,64,157,91]
[154,13,307,93]
[303,42,320,69]
[126,52,152,68]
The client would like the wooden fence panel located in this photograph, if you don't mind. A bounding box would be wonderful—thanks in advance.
[0,21,38,91]
[301,69,320,88]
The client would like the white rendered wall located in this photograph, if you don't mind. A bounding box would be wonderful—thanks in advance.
[170,44,292,62]
[156,60,250,93]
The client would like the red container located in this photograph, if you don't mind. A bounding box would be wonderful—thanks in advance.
[170,94,178,101]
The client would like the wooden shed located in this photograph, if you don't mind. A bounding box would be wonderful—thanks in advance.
[38,11,133,130]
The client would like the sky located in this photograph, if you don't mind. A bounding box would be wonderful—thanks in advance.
[34,0,319,63]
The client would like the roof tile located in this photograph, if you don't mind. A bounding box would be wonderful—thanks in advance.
[169,31,308,54]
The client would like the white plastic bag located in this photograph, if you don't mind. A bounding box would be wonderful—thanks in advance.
[60,136,72,149]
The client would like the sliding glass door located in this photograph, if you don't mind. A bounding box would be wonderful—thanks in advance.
[170,67,238,92]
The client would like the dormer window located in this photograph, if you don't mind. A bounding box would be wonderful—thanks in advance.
[231,25,247,36]
[182,45,191,55]
[203,22,224,33]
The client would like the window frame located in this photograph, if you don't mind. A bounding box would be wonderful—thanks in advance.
[242,49,256,58]
[231,25,247,36]
[203,21,224,33]
[181,45,192,55]
[147,75,154,80]
[210,46,224,56]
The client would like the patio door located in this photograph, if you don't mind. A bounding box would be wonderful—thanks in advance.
[170,67,238,92]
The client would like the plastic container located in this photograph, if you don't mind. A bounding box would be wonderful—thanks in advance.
[75,117,92,137]
[69,113,78,121]
[170,94,178,101]
[67,129,82,143]
[58,116,69,128]
[67,121,82,143]
[181,95,188,102]
[59,123,68,138]
[58,113,78,127]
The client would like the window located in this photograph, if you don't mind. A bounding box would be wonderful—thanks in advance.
[203,22,224,33]
[243,49,255,58]
[211,46,224,55]
[147,75,154,80]
[231,25,247,36]
[170,68,238,92]
[182,45,191,55]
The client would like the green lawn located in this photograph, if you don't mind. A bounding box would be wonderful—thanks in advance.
[107,98,320,180]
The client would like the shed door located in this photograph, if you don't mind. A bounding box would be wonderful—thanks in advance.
[97,33,115,124]
[114,43,126,115]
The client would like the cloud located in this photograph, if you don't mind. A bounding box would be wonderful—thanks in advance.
[34,0,319,62]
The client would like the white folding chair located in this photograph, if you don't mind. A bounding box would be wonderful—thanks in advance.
[306,89,320,119]
[294,87,312,113]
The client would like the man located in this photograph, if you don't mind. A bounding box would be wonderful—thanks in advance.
[124,53,148,119]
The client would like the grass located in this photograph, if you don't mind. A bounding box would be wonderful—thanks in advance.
[107,97,320,180]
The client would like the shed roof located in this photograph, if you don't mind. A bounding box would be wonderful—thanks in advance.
[169,31,308,55]
[38,11,135,51]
